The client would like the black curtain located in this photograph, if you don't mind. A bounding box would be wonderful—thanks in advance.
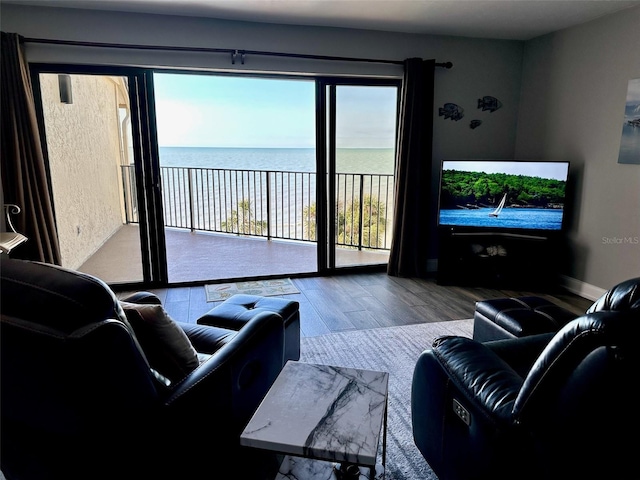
[1,32,61,264]
[387,58,435,277]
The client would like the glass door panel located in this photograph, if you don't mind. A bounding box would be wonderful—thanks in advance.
[37,73,144,284]
[152,72,317,282]
[332,84,398,268]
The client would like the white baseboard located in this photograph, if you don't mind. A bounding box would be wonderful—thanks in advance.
[560,275,606,301]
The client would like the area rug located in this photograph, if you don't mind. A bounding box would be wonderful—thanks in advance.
[204,278,300,302]
[282,319,474,480]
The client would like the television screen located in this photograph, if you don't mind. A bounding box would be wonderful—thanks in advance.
[438,160,570,231]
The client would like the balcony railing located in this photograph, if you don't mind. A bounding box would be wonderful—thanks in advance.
[121,165,394,250]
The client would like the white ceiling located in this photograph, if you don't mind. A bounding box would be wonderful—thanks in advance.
[5,0,640,40]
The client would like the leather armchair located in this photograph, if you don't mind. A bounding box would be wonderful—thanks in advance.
[0,256,285,480]
[411,277,640,480]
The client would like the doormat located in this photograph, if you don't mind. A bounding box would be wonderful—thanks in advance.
[205,278,300,302]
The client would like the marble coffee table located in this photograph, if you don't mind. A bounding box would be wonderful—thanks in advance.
[241,361,389,479]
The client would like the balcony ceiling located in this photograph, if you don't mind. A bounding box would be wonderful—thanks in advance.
[6,0,640,40]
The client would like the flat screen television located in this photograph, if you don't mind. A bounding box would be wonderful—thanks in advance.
[437,160,570,232]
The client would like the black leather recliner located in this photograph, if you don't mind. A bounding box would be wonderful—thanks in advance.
[0,256,286,480]
[411,277,640,480]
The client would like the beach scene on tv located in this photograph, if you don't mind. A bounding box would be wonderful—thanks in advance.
[438,160,569,230]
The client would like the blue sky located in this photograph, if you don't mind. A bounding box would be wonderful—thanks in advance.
[153,73,397,148]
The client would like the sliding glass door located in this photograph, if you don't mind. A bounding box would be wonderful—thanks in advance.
[33,66,400,286]
[150,73,398,280]
[320,80,399,270]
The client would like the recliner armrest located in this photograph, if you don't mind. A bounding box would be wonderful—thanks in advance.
[119,291,162,305]
[165,311,285,435]
[432,336,523,422]
[412,337,531,480]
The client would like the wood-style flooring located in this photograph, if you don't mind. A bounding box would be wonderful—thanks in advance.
[118,272,594,338]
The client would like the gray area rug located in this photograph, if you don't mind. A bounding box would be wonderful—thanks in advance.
[298,320,474,480]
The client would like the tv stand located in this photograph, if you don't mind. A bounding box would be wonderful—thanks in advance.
[436,228,564,290]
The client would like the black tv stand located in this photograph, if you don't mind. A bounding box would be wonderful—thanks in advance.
[436,228,564,290]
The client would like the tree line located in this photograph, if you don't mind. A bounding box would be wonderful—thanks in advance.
[440,170,566,208]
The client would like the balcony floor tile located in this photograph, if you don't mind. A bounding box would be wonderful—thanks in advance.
[78,224,389,285]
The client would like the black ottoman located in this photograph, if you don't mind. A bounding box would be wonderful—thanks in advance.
[473,296,577,342]
[198,294,300,364]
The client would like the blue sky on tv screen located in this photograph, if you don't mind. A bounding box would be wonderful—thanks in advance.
[442,160,569,181]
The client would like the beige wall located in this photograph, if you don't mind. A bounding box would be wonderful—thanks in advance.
[40,74,128,269]
[515,6,640,293]
[1,4,525,165]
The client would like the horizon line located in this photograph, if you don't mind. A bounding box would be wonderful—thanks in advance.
[158,145,395,149]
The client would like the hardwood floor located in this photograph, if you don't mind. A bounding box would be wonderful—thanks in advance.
[118,272,594,338]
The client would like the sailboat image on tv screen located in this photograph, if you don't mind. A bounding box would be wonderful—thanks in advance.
[489,193,507,217]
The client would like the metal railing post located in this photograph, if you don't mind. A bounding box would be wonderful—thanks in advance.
[266,172,272,240]
[187,168,195,232]
[358,174,364,250]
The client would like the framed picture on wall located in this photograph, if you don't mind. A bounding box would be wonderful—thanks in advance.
[618,78,640,165]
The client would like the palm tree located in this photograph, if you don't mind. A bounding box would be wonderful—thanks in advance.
[302,203,317,241]
[222,199,268,235]
[303,195,387,248]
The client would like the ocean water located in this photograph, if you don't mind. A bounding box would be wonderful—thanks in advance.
[439,208,564,230]
[159,146,395,174]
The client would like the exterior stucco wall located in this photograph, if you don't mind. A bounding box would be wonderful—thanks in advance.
[40,74,127,270]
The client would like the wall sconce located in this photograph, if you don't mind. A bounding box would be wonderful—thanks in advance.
[58,74,73,104]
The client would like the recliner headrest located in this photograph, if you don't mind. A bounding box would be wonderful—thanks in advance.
[514,308,637,419]
[0,256,128,334]
[587,277,640,314]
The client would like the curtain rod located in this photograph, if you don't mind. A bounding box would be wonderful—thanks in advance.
[22,37,453,69]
